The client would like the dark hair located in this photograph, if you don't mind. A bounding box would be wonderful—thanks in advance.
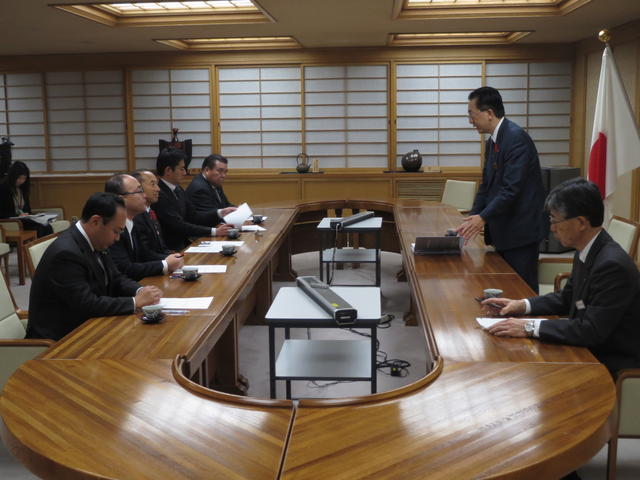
[202,154,228,170]
[545,177,604,227]
[81,192,125,223]
[468,87,505,118]
[6,161,30,198]
[156,148,187,177]
[104,173,129,195]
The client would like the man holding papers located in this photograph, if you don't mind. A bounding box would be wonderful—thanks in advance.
[186,154,237,222]
[483,178,640,375]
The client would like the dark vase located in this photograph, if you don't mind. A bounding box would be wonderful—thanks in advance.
[401,149,422,172]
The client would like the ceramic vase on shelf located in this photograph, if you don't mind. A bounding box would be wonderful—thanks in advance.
[296,152,310,173]
[401,149,422,172]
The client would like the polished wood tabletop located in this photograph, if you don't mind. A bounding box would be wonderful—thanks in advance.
[0,199,615,480]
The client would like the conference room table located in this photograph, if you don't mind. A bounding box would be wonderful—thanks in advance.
[0,199,615,479]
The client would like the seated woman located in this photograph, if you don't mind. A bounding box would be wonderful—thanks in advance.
[0,161,53,237]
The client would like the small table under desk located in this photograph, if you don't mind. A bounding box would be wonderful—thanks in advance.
[316,216,382,286]
[266,286,381,399]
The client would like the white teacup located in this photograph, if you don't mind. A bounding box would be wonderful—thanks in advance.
[182,265,199,280]
[142,304,163,320]
[483,288,503,299]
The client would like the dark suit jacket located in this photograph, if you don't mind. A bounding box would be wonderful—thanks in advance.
[529,230,640,373]
[470,118,546,251]
[133,210,170,256]
[108,225,165,281]
[27,226,140,341]
[185,174,232,221]
[154,179,219,251]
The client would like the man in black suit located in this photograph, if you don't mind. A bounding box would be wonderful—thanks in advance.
[27,192,162,341]
[484,178,640,375]
[457,87,546,293]
[105,173,183,281]
[131,169,170,256]
[154,148,233,251]
[186,154,237,221]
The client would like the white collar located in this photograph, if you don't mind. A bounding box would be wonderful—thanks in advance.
[491,117,505,144]
[75,222,95,252]
[579,230,602,263]
[160,178,177,191]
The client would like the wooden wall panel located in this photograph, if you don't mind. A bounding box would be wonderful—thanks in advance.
[301,178,392,200]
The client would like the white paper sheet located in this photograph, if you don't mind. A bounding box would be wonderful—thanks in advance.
[241,225,266,232]
[12,213,58,226]
[476,317,548,329]
[175,265,227,274]
[160,297,214,309]
[186,241,244,253]
[224,202,253,227]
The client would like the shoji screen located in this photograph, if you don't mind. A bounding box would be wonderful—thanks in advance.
[218,66,302,169]
[1,73,47,172]
[304,65,388,168]
[45,71,126,172]
[396,63,482,168]
[131,68,212,170]
[485,62,572,166]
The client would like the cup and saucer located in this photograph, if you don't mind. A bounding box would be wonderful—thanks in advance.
[227,228,240,239]
[252,214,264,224]
[141,304,165,324]
[181,265,200,281]
[220,245,237,256]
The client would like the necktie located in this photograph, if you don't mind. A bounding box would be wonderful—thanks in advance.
[212,185,222,204]
[149,209,157,221]
[94,251,109,286]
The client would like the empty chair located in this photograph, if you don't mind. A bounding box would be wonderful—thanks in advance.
[607,369,640,480]
[0,271,52,391]
[608,216,640,261]
[26,231,59,277]
[441,179,476,213]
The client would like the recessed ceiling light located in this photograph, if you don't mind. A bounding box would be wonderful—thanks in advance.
[156,36,301,51]
[389,31,531,46]
[395,0,591,18]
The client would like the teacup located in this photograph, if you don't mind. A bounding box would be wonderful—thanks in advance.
[483,288,503,299]
[445,228,457,237]
[142,304,163,320]
[227,228,240,239]
[182,265,199,281]
[252,214,264,224]
[221,245,237,256]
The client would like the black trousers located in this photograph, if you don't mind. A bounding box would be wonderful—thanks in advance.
[497,242,540,294]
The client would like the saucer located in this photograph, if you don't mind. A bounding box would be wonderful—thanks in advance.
[141,312,166,324]
[182,273,201,282]
[220,250,236,257]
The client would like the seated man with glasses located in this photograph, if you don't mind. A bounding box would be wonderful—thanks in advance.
[105,173,184,281]
[483,177,640,376]
[27,192,162,341]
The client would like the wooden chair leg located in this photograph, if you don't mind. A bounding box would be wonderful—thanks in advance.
[16,242,26,286]
[606,435,618,480]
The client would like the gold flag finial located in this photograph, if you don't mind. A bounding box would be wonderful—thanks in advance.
[598,29,611,44]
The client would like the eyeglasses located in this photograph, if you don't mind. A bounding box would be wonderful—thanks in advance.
[121,188,144,196]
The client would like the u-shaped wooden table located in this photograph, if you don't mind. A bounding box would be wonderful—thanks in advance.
[0,199,615,480]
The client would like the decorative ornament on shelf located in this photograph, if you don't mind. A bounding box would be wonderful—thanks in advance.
[296,152,310,173]
[159,128,192,169]
[401,149,423,172]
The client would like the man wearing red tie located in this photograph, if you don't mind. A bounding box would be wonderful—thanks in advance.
[131,169,171,256]
[457,87,546,293]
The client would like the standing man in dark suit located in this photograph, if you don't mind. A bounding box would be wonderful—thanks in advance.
[154,148,233,251]
[484,178,640,375]
[130,169,170,256]
[186,154,237,221]
[105,173,183,281]
[457,86,546,293]
[27,192,162,341]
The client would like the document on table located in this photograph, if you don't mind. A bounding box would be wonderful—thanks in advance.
[160,297,214,309]
[12,213,58,226]
[476,317,548,329]
[224,202,252,227]
[241,225,266,232]
[175,265,227,274]
[185,241,244,253]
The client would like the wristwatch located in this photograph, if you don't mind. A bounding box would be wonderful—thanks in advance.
[524,319,535,338]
